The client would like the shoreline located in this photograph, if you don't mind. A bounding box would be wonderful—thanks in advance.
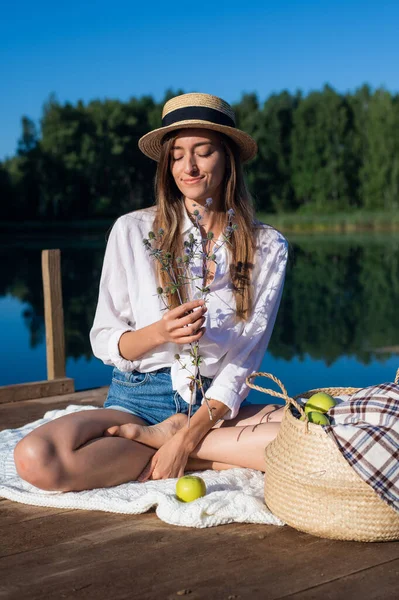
[1,211,399,236]
[257,211,399,233]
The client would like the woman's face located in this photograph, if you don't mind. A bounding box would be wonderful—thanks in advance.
[169,128,226,205]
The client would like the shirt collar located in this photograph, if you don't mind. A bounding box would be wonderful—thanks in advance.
[181,204,196,235]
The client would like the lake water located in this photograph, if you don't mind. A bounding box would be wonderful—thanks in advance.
[1,231,398,405]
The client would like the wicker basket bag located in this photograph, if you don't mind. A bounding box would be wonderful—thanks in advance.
[246,369,399,542]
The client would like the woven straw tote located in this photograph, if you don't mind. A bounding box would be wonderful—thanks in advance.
[246,368,399,542]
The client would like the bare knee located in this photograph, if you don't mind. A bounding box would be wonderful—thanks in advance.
[14,435,65,491]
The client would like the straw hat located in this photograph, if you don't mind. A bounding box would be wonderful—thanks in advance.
[138,92,258,163]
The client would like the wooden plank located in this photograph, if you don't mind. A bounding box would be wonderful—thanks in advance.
[1,392,399,600]
[0,499,76,526]
[41,249,67,380]
[0,377,75,405]
[282,558,399,600]
[1,509,137,558]
[0,508,398,600]
[0,387,108,429]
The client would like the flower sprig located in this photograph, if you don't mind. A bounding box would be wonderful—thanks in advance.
[143,198,237,425]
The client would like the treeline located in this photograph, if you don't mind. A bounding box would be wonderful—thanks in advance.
[1,85,399,221]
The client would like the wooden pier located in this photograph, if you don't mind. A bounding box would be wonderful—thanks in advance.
[1,388,399,600]
[1,250,398,598]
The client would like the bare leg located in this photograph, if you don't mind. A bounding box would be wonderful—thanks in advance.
[106,403,284,443]
[106,404,284,471]
[14,409,155,492]
[218,403,285,427]
[14,404,284,491]
[190,422,281,471]
[186,458,238,472]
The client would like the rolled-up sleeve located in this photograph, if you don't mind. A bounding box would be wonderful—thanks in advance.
[90,217,141,371]
[204,235,288,419]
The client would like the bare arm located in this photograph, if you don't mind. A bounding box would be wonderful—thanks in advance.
[118,299,207,362]
[176,398,228,453]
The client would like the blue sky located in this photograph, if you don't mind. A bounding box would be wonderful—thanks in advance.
[1,0,398,160]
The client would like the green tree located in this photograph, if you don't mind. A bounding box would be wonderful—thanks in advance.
[291,85,356,212]
[360,89,399,210]
[255,91,299,212]
[0,162,15,219]
[346,84,373,209]
[2,86,399,221]
[10,117,43,219]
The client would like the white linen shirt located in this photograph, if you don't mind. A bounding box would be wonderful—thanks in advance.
[90,205,288,419]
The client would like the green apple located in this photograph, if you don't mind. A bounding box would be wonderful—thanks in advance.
[304,392,336,415]
[176,475,206,502]
[307,411,330,425]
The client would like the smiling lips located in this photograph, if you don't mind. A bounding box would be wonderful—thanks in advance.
[183,176,204,184]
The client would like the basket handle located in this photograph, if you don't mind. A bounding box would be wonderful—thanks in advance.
[246,372,304,416]
[395,368,399,385]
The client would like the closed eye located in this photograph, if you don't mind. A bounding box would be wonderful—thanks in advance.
[171,152,212,161]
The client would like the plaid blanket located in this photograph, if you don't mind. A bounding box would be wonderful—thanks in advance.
[325,382,399,512]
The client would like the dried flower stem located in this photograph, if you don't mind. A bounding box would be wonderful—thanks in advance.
[144,201,237,426]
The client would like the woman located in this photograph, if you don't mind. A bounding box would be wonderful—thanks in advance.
[14,93,288,491]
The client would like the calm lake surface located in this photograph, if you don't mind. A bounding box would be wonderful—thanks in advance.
[1,231,398,404]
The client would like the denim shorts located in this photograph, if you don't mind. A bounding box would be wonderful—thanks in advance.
[104,367,213,425]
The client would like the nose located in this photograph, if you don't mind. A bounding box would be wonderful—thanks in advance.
[183,154,199,175]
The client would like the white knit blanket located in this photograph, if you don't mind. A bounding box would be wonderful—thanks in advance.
[0,405,284,529]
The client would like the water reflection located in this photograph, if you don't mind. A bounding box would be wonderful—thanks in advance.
[272,233,399,363]
[1,233,399,388]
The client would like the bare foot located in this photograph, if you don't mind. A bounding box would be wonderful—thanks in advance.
[105,413,187,449]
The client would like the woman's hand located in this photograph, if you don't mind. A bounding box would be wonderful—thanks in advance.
[155,299,207,346]
[137,433,191,481]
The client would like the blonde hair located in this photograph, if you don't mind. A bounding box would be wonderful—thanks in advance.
[152,130,256,321]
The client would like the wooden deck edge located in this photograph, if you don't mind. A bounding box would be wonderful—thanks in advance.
[0,378,75,404]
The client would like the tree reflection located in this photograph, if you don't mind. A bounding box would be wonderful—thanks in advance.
[1,234,399,365]
[267,235,399,364]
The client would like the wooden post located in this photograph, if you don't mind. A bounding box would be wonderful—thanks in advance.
[42,249,67,380]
